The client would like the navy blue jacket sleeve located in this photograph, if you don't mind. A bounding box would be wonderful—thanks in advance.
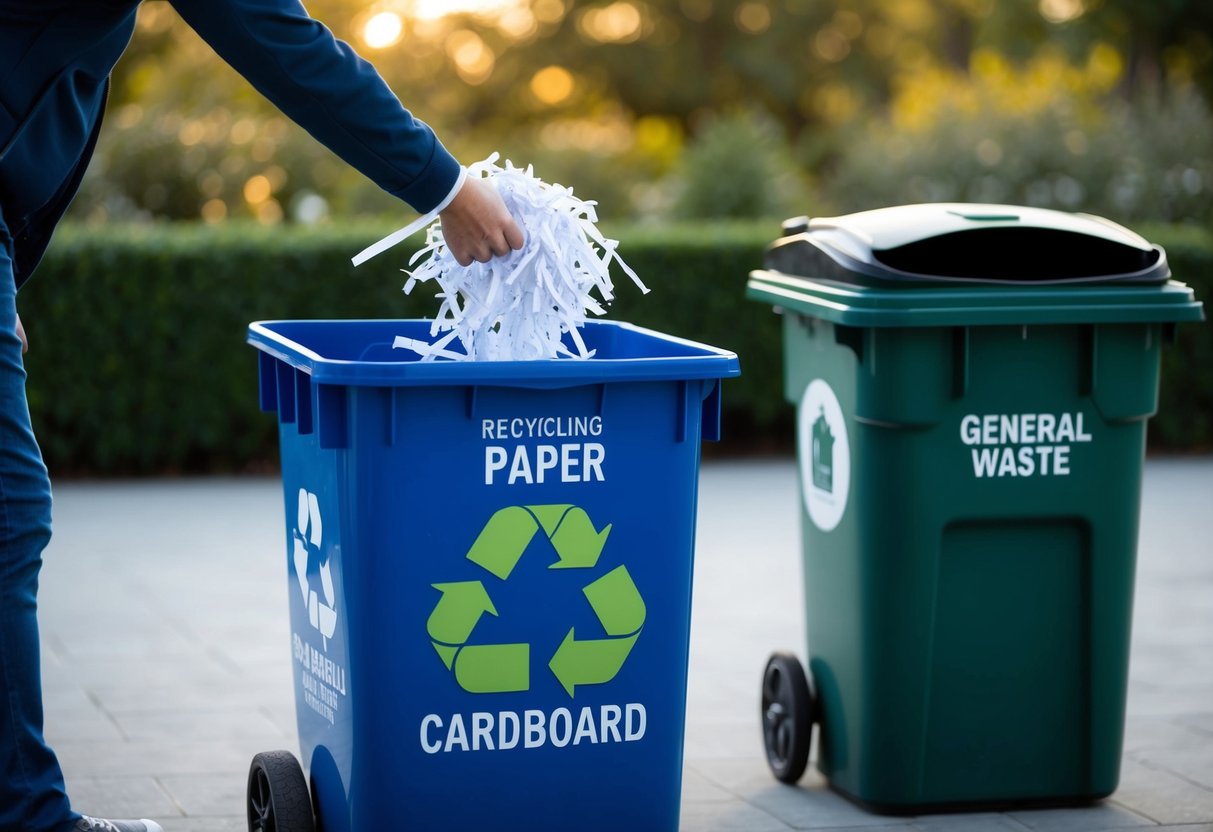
[168,0,461,213]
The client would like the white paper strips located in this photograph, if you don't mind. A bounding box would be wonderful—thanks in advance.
[351,154,649,361]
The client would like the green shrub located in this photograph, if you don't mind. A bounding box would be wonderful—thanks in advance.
[1147,224,1213,451]
[824,84,1213,227]
[669,110,811,221]
[14,219,1209,475]
[17,220,784,474]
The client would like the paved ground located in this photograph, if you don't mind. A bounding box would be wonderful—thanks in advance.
[37,457,1213,831]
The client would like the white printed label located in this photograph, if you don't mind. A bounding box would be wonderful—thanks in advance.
[294,633,347,725]
[289,487,346,725]
[483,415,606,486]
[799,380,850,532]
[420,703,646,754]
[960,412,1093,478]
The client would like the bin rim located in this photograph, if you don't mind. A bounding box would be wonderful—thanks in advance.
[746,269,1206,328]
[248,318,741,388]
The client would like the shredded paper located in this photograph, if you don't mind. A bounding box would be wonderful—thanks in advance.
[351,154,649,361]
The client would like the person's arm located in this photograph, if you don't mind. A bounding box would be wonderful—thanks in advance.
[169,0,523,260]
[15,313,26,354]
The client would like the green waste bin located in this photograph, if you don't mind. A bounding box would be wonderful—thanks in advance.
[745,203,1204,813]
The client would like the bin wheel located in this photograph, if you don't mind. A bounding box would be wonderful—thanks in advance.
[761,652,814,784]
[247,750,315,832]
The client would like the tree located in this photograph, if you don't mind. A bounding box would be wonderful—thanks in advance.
[75,0,1213,223]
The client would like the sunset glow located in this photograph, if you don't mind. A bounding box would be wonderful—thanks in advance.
[411,0,522,21]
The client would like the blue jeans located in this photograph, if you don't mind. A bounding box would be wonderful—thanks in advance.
[0,226,79,831]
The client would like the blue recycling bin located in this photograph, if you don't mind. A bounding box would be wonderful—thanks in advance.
[246,319,740,831]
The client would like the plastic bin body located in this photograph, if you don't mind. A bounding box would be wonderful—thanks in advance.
[746,204,1204,812]
[250,319,739,831]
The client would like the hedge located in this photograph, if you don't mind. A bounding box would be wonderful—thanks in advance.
[15,220,1211,475]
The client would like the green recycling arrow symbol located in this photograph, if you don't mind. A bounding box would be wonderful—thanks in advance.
[465,504,612,578]
[427,504,645,697]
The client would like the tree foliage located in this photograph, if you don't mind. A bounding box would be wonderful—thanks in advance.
[72,0,1213,224]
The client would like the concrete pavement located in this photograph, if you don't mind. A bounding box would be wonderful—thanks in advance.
[36,457,1213,831]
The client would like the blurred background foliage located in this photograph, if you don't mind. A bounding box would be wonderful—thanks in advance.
[22,0,1212,472]
[70,0,1213,228]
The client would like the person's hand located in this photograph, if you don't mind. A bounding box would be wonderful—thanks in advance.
[15,313,27,354]
[439,176,525,267]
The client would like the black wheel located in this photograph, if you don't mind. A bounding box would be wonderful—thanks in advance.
[761,652,814,784]
[247,750,315,832]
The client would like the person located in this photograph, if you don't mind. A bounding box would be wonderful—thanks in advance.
[0,1,525,830]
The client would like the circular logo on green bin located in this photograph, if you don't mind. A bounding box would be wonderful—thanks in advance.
[425,505,646,698]
[799,380,850,532]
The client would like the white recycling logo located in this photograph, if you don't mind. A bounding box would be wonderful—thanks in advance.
[292,488,337,647]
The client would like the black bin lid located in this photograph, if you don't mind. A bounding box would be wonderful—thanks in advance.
[766,203,1169,286]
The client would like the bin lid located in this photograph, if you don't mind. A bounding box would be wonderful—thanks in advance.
[766,203,1169,286]
[748,203,1205,327]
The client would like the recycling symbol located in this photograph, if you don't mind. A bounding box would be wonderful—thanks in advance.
[426,504,645,697]
[292,488,337,648]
